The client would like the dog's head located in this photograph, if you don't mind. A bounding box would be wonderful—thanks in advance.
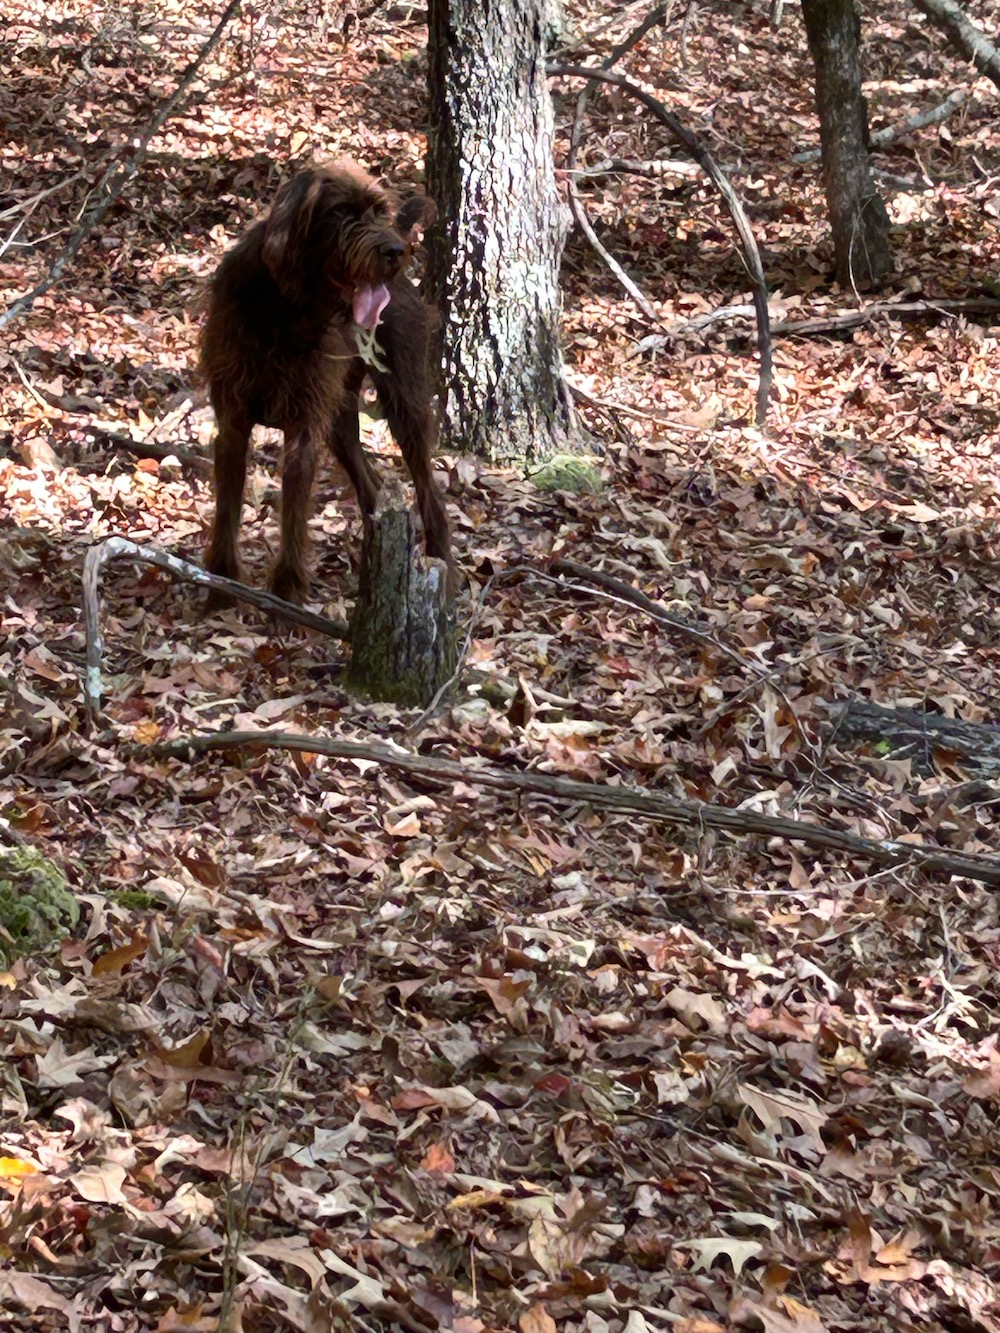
[260,162,433,329]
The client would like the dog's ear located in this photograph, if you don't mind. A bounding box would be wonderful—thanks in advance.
[395,194,437,244]
[261,173,326,292]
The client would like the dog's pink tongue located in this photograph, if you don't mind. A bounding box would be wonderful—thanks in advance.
[353,284,391,330]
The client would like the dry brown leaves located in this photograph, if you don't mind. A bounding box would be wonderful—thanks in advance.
[2,0,1000,1330]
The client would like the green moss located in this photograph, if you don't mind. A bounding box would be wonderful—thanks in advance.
[0,846,79,967]
[112,889,162,911]
[528,455,603,495]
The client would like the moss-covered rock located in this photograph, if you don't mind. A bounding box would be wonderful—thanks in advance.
[0,845,79,968]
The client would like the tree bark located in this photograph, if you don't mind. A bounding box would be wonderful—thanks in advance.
[912,0,1000,93]
[833,699,1000,779]
[426,0,575,464]
[801,0,893,288]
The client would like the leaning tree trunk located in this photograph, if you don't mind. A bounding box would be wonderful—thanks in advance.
[801,0,892,288]
[427,0,574,464]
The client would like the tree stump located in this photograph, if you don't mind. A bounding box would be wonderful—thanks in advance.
[348,479,455,706]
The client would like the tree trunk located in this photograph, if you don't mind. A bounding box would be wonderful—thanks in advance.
[801,0,893,289]
[426,0,575,464]
[912,0,1000,93]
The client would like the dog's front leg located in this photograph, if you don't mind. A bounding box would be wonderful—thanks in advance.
[271,433,318,604]
[206,413,253,586]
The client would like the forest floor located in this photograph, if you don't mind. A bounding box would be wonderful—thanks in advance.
[2,0,1000,1330]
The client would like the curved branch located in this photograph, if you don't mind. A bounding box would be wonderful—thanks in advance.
[565,7,672,331]
[550,63,773,427]
[82,537,348,724]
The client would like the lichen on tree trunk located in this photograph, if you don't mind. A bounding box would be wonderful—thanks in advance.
[347,481,455,707]
[427,0,575,464]
[802,0,892,288]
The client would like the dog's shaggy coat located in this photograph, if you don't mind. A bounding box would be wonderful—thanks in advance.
[200,161,448,603]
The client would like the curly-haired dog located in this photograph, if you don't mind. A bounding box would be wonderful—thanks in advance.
[200,161,449,604]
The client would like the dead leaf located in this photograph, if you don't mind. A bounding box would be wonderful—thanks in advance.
[519,1304,557,1333]
[69,1161,131,1208]
[0,1271,71,1314]
[665,986,726,1033]
[93,932,149,976]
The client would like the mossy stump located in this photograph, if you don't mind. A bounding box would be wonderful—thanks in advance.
[348,481,455,706]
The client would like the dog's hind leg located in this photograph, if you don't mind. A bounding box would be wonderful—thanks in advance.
[271,434,318,604]
[206,411,253,586]
[372,368,451,565]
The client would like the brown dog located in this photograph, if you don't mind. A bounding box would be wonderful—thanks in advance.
[200,161,449,604]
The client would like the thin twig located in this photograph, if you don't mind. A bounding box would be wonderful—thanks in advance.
[547,558,819,760]
[0,0,242,329]
[0,172,87,224]
[11,358,51,412]
[565,186,668,329]
[565,5,671,330]
[550,63,773,427]
[568,380,705,427]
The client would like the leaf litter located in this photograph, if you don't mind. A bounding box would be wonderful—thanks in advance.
[2,0,1000,1329]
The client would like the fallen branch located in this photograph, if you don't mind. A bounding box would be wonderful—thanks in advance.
[549,63,773,427]
[569,156,701,180]
[792,86,971,164]
[83,428,210,475]
[82,537,349,723]
[149,729,1000,887]
[832,698,1000,778]
[912,0,1000,93]
[43,416,211,475]
[635,295,1000,345]
[0,0,242,329]
[771,296,1000,337]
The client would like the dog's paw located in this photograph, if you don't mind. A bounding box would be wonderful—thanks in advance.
[270,562,310,606]
[204,551,242,610]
